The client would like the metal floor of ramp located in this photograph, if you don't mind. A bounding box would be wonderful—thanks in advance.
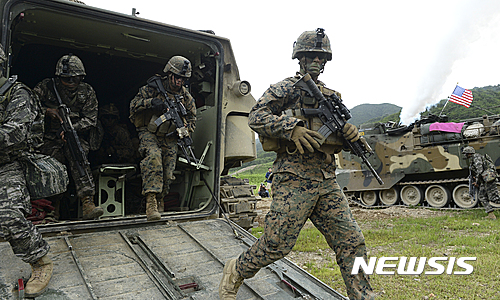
[0,219,347,299]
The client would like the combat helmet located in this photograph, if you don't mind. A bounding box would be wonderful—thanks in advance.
[292,28,332,61]
[164,56,192,78]
[462,146,475,155]
[100,103,120,118]
[55,54,86,77]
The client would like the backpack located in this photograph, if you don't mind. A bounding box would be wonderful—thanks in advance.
[481,154,497,183]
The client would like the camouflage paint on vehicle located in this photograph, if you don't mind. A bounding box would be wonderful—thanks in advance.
[336,114,500,208]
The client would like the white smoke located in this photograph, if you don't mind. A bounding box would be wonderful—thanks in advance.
[400,1,500,124]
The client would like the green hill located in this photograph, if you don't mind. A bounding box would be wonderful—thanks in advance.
[349,103,401,126]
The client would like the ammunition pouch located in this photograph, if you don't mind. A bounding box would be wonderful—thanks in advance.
[147,114,176,136]
[147,113,160,133]
[260,135,280,152]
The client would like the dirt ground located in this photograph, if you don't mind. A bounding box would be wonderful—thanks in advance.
[254,197,454,270]
[254,196,452,226]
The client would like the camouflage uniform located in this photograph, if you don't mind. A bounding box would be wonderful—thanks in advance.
[469,152,500,213]
[237,73,375,300]
[95,104,135,165]
[33,77,98,198]
[129,77,196,197]
[0,78,49,264]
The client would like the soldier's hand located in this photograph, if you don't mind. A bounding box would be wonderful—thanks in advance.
[343,123,360,143]
[151,98,167,111]
[290,126,322,154]
[46,108,63,122]
[57,126,66,142]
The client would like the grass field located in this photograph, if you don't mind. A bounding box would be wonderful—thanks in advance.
[252,209,500,299]
[234,168,500,299]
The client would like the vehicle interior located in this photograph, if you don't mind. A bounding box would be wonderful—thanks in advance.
[4,1,223,221]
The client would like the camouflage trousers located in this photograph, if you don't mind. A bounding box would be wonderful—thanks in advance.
[236,172,375,300]
[0,161,49,264]
[478,179,500,213]
[137,128,178,197]
[39,138,94,198]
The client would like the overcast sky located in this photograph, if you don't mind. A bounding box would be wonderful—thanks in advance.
[85,0,500,124]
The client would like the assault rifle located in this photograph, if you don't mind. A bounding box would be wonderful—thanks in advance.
[468,170,476,201]
[293,73,384,185]
[51,79,93,186]
[147,76,198,164]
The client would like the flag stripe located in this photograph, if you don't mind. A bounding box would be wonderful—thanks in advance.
[448,85,473,108]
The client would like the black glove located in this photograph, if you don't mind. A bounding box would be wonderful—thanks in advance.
[151,98,167,111]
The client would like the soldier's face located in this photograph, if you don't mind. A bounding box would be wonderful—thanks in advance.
[168,73,185,92]
[301,53,326,76]
[101,115,118,127]
[60,76,82,90]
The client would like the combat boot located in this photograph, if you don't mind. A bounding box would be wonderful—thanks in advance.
[219,258,244,300]
[146,193,161,221]
[157,196,164,213]
[25,255,53,297]
[485,212,497,220]
[81,196,104,220]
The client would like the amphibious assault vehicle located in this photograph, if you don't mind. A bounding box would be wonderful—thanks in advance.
[0,0,348,299]
[337,113,500,209]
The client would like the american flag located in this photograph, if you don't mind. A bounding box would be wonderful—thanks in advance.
[448,85,473,108]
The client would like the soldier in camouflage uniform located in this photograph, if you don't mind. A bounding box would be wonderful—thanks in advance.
[33,54,103,220]
[462,146,500,220]
[0,45,53,297]
[95,103,135,165]
[129,56,196,221]
[220,29,376,300]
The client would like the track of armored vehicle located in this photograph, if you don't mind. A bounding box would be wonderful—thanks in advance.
[336,114,500,210]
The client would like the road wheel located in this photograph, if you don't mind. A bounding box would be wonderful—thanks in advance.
[360,191,378,206]
[452,184,478,208]
[400,185,422,206]
[425,185,449,208]
[379,187,399,206]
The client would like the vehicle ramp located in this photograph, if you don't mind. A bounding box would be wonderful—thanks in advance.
[0,219,347,299]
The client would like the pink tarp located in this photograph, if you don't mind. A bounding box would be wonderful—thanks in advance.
[429,122,465,133]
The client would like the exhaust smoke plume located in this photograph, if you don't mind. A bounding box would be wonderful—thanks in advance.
[400,1,500,124]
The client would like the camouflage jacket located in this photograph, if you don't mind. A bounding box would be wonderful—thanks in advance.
[129,78,196,134]
[470,153,496,182]
[0,78,41,165]
[96,124,135,164]
[33,78,98,141]
[248,72,344,181]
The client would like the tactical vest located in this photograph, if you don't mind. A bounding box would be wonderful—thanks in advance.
[132,86,187,137]
[260,77,345,155]
[0,77,44,158]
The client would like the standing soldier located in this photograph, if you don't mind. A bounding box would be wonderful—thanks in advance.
[130,56,196,221]
[462,146,500,219]
[0,45,53,297]
[34,54,103,220]
[219,29,376,300]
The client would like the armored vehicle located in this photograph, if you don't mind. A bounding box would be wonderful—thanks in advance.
[337,113,500,209]
[0,0,347,299]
